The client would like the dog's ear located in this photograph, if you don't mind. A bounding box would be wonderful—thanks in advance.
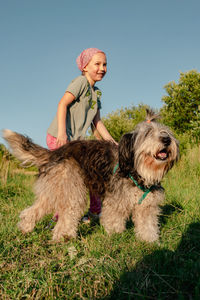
[118,132,136,177]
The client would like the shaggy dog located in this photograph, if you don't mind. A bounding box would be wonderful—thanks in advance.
[3,110,179,242]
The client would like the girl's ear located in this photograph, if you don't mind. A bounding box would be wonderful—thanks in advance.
[83,65,88,73]
[118,132,137,177]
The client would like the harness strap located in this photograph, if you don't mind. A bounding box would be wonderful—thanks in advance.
[113,163,154,204]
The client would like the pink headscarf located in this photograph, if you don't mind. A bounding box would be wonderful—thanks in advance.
[76,48,104,71]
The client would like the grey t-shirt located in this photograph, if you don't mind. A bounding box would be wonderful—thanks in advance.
[47,75,102,141]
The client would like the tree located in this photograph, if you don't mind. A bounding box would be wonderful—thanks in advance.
[161,70,200,134]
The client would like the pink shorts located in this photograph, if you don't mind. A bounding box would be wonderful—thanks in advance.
[46,133,59,151]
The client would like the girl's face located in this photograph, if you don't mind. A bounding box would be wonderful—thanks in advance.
[83,52,107,86]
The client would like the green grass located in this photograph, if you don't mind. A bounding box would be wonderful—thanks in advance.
[0,147,200,299]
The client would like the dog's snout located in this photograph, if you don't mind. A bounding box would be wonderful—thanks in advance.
[161,135,171,146]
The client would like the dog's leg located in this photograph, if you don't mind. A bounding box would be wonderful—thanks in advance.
[132,204,161,242]
[51,171,88,241]
[52,210,80,241]
[101,195,130,234]
[18,195,52,233]
[52,195,87,241]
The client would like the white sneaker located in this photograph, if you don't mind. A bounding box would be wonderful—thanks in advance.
[81,211,101,223]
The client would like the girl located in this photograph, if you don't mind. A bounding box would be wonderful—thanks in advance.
[47,48,117,222]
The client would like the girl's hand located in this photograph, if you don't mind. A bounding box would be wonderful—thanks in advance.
[93,111,118,146]
[56,133,68,147]
[112,140,119,146]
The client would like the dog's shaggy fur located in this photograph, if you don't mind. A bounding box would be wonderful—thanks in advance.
[3,110,179,242]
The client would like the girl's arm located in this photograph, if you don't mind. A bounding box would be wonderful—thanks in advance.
[56,92,75,147]
[93,110,118,145]
[91,122,103,140]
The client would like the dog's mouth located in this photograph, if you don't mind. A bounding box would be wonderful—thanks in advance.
[154,148,169,161]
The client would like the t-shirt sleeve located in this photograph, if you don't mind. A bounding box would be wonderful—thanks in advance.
[65,76,88,99]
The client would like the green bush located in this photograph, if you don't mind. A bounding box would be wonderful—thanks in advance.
[89,104,155,142]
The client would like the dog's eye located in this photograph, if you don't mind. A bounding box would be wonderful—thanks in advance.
[160,135,171,146]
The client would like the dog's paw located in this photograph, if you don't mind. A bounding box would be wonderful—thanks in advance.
[135,230,159,243]
[17,220,35,233]
[52,226,77,242]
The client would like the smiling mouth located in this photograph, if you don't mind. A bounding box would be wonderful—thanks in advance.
[154,148,169,160]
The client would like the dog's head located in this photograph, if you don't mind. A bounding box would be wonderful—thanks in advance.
[118,109,179,186]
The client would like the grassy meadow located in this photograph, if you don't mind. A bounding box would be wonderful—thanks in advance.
[0,145,200,299]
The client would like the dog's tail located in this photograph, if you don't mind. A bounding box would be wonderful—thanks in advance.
[2,129,50,167]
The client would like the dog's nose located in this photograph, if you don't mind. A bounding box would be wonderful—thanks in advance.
[161,135,171,146]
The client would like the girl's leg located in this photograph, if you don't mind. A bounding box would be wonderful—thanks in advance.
[89,191,101,215]
[82,192,101,223]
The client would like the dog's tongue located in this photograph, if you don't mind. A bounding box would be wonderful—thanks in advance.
[157,150,167,159]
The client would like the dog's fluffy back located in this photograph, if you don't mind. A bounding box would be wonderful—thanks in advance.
[3,129,118,196]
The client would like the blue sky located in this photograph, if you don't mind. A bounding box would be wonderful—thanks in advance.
[1,0,200,147]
